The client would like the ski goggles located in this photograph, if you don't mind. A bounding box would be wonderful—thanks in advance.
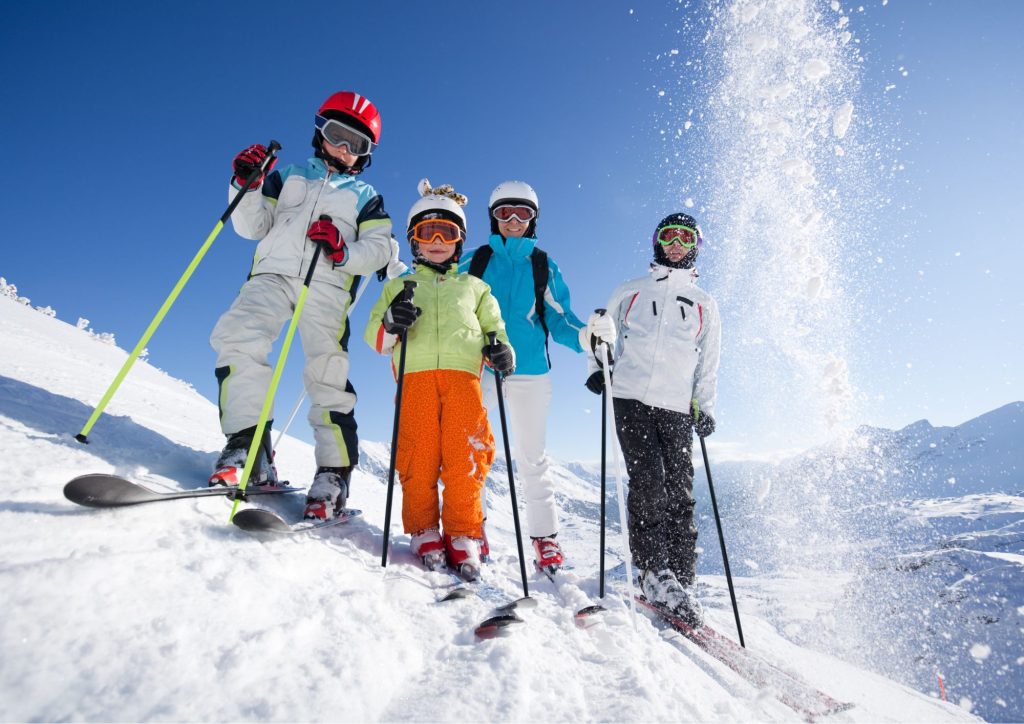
[409,218,464,245]
[314,115,376,156]
[656,225,700,248]
[491,204,537,223]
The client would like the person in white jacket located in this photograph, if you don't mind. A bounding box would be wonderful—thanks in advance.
[582,212,721,627]
[208,91,393,522]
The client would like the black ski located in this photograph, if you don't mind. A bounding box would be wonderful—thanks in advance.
[474,596,536,638]
[635,595,853,719]
[540,567,608,628]
[64,474,302,508]
[232,507,362,534]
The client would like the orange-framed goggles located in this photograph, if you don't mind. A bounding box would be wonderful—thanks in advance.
[656,225,700,248]
[409,218,464,245]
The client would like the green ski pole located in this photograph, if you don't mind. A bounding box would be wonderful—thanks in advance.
[227,216,329,522]
[76,140,281,444]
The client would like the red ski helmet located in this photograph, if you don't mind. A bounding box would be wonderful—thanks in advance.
[318,91,381,143]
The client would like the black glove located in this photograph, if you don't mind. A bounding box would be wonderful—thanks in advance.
[382,294,420,335]
[233,144,276,188]
[694,412,716,438]
[483,341,515,374]
[584,371,605,395]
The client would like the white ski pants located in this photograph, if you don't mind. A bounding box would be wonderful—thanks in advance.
[482,372,558,538]
[210,273,358,468]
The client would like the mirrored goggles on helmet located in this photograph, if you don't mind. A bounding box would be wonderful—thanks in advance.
[492,204,537,223]
[656,225,700,248]
[315,115,376,156]
[409,219,464,245]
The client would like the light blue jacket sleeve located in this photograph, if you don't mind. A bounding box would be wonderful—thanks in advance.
[543,257,585,353]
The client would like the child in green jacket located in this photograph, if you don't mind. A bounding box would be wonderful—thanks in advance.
[364,181,514,580]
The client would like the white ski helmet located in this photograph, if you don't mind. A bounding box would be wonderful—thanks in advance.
[489,180,539,236]
[406,179,468,269]
[406,194,467,230]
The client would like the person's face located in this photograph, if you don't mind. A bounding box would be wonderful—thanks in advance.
[497,216,528,239]
[322,139,359,169]
[663,240,690,263]
[419,239,456,264]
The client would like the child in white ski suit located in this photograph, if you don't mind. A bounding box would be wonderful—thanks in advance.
[583,212,721,627]
[209,90,393,521]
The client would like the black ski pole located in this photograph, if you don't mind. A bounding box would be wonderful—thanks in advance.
[77,140,281,444]
[591,308,610,599]
[381,280,417,567]
[699,434,745,647]
[488,332,529,598]
[599,383,607,599]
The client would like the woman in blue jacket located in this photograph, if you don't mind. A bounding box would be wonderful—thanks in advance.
[459,180,585,573]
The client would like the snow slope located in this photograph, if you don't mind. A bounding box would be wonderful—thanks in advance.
[0,295,975,722]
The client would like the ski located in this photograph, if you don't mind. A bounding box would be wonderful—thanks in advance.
[64,474,302,508]
[540,567,608,628]
[635,595,853,719]
[232,507,362,534]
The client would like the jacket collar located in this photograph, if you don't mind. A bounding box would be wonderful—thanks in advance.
[649,263,699,284]
[307,156,358,180]
[488,233,537,260]
[413,261,459,277]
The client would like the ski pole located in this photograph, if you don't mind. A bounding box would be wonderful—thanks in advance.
[591,308,611,599]
[76,141,281,444]
[381,279,418,566]
[488,331,530,598]
[599,340,637,629]
[599,383,607,599]
[227,214,326,522]
[698,432,745,647]
[273,249,408,452]
[272,272,372,452]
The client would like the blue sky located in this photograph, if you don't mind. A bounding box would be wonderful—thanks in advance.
[2,1,1021,462]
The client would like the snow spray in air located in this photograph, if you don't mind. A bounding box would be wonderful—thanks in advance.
[704,0,865,447]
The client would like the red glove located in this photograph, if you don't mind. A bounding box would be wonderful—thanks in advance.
[233,144,276,188]
[308,218,346,263]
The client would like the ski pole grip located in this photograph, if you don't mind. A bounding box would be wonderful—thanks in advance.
[487,331,497,345]
[592,308,611,368]
[264,140,282,165]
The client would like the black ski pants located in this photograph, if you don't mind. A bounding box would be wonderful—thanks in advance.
[613,397,698,584]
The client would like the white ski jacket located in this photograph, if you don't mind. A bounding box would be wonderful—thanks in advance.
[588,264,721,417]
[229,157,393,288]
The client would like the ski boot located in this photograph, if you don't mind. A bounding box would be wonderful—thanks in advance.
[210,425,278,488]
[303,466,350,520]
[532,535,564,575]
[639,568,704,629]
[411,528,447,572]
[444,534,482,582]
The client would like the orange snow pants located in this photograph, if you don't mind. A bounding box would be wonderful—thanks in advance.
[396,369,494,538]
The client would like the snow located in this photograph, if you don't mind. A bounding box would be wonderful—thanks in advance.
[0,295,986,721]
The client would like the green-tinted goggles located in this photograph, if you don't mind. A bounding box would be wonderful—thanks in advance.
[656,225,700,248]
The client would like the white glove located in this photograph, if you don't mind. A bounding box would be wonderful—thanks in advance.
[586,312,617,347]
[385,235,408,279]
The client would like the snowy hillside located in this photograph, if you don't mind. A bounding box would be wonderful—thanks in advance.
[0,293,981,722]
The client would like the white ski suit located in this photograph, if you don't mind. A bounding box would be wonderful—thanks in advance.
[210,158,392,467]
[589,264,721,418]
